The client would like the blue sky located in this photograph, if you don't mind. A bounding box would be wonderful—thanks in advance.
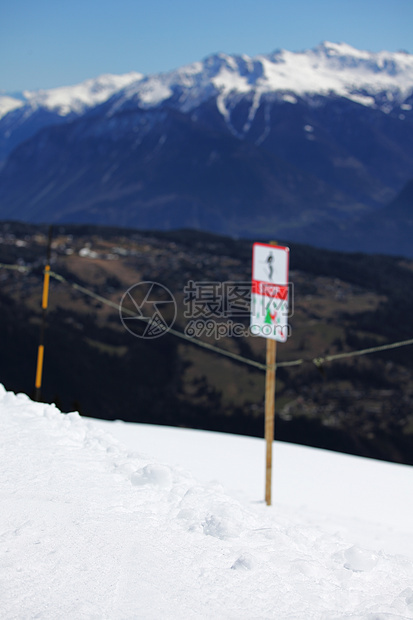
[1,0,412,92]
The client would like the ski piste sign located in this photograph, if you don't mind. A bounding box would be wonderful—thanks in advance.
[250,242,290,342]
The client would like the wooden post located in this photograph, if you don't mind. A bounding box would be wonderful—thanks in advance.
[265,239,278,506]
[34,226,53,401]
[265,337,277,505]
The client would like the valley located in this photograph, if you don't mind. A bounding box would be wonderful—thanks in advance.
[1,222,412,464]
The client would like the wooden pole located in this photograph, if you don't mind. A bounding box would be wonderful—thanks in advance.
[34,226,53,401]
[264,239,278,506]
[265,337,277,505]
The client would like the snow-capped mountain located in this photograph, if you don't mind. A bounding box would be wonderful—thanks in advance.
[2,42,413,158]
[106,41,413,117]
[1,42,413,255]
[0,72,142,162]
[4,42,413,120]
[0,72,143,119]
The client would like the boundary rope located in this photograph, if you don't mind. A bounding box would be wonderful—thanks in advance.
[0,262,30,273]
[1,261,413,372]
[48,270,269,371]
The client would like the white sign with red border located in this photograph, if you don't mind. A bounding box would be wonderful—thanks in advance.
[250,242,290,342]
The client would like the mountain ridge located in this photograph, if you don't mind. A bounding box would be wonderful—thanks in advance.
[3,41,413,120]
[1,41,413,256]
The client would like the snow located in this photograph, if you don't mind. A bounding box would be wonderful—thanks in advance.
[100,41,413,132]
[1,384,413,619]
[0,73,143,120]
[256,44,413,103]
[0,95,24,118]
[136,78,173,107]
[2,42,413,129]
[91,420,413,560]
[211,67,251,94]
[199,41,413,107]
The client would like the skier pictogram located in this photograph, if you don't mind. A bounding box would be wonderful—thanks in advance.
[266,253,274,281]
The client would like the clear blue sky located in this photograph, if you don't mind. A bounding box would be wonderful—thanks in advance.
[1,0,412,92]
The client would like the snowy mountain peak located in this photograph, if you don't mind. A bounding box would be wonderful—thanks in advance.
[0,72,143,120]
[110,42,413,116]
[2,43,413,123]
[316,40,412,63]
[0,95,24,118]
[316,41,369,57]
[24,72,144,116]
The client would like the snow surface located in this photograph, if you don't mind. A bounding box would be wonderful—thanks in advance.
[91,420,413,561]
[2,384,413,619]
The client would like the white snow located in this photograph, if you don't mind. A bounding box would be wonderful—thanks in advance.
[136,78,173,107]
[92,420,413,560]
[211,68,251,94]
[1,383,413,619]
[0,95,24,118]
[100,41,413,133]
[254,43,413,103]
[3,42,413,129]
[205,41,413,108]
[0,73,143,120]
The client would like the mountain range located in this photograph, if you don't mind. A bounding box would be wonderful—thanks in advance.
[1,42,413,256]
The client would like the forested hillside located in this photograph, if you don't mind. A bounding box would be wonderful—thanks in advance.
[1,222,412,463]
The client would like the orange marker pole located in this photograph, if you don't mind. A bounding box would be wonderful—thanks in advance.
[34,226,53,401]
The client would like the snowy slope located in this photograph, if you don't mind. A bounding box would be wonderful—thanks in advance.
[1,384,413,619]
[91,420,413,561]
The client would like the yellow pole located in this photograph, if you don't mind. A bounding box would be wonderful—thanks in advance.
[34,227,53,401]
[42,264,50,309]
[35,345,45,391]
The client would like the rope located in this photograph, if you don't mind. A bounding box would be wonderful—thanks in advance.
[48,271,269,371]
[311,338,413,366]
[49,271,123,313]
[0,262,30,273]
[1,261,412,372]
[47,270,413,371]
